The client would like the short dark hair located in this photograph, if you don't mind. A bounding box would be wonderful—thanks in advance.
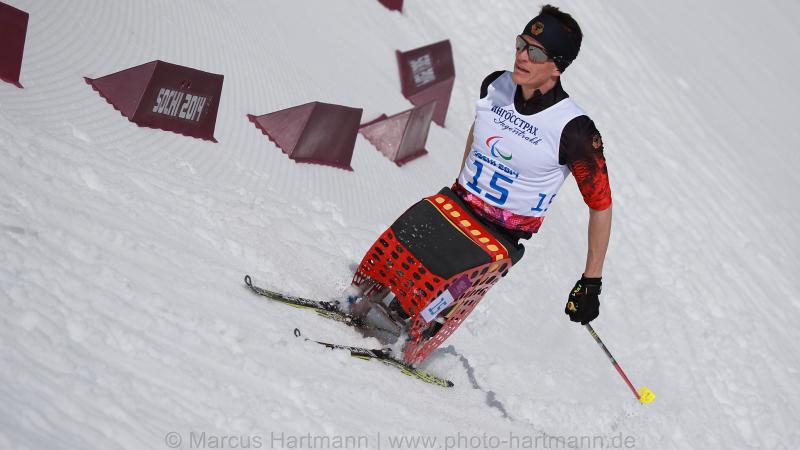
[540,4,583,55]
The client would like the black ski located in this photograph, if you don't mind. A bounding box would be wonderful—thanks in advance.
[293,328,454,388]
[244,275,361,327]
[243,275,453,387]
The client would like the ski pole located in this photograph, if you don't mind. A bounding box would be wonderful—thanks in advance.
[584,323,655,404]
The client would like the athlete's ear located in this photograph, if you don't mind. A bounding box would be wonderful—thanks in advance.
[551,62,561,78]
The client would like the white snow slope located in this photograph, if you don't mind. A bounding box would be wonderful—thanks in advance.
[2,1,799,449]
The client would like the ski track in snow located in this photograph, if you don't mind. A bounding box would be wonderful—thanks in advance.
[2,0,800,449]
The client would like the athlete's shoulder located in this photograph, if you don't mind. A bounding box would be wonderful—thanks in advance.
[559,116,604,164]
[480,70,511,98]
[563,115,600,142]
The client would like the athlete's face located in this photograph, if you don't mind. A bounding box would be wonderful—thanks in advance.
[511,35,560,91]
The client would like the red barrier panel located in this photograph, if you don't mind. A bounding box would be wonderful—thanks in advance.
[396,40,454,127]
[359,102,435,166]
[378,0,402,12]
[0,2,29,88]
[85,61,223,142]
[248,102,363,171]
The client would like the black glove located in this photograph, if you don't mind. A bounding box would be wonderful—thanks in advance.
[565,275,602,325]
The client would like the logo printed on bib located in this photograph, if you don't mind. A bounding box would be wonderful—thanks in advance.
[489,105,543,145]
[486,136,512,161]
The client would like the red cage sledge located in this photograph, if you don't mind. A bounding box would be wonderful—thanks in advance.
[352,187,523,365]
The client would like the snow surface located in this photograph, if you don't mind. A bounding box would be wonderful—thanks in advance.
[2,1,799,449]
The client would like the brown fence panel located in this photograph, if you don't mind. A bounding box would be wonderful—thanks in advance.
[249,102,363,171]
[86,61,224,142]
[396,40,454,126]
[360,102,435,166]
[0,2,29,88]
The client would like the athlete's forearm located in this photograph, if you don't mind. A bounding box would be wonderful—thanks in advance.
[459,123,475,176]
[584,205,612,278]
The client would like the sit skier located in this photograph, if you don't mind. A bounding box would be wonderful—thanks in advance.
[347,5,613,358]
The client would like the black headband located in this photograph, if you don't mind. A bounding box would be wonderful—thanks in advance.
[521,14,579,72]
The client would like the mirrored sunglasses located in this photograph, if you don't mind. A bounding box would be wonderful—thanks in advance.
[515,35,549,62]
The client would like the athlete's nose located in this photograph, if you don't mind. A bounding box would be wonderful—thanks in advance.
[516,47,531,64]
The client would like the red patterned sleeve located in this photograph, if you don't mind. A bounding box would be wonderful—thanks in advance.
[559,116,612,210]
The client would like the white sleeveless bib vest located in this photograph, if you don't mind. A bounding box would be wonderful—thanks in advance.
[457,72,586,217]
